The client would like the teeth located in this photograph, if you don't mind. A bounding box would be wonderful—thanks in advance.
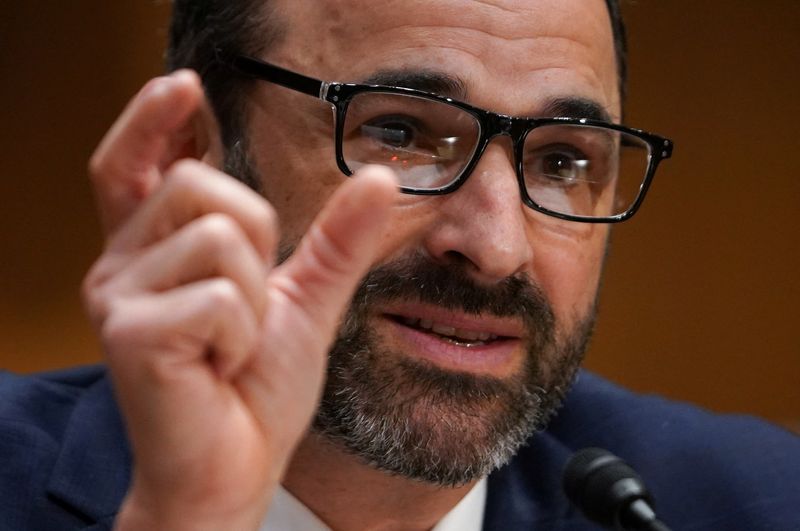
[399,315,499,343]
[458,329,480,341]
[431,324,456,337]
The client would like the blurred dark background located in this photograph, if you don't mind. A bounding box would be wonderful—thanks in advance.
[1,2,798,431]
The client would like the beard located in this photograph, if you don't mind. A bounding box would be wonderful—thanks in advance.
[229,138,596,486]
[310,252,596,487]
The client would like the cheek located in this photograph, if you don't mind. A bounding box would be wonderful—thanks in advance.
[263,160,333,248]
[372,197,445,263]
[246,97,343,245]
[530,222,607,323]
[249,107,442,261]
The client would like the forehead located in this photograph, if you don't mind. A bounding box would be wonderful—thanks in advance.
[266,0,619,119]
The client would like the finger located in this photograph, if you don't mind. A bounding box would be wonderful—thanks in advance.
[105,279,268,528]
[271,165,397,334]
[108,159,278,263]
[89,70,205,235]
[106,213,269,319]
[158,88,224,170]
[104,278,259,384]
[193,93,225,167]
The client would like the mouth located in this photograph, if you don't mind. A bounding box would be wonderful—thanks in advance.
[390,315,504,347]
[377,304,524,375]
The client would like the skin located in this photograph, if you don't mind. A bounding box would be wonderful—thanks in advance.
[83,0,619,530]
[253,0,616,368]
[257,3,617,526]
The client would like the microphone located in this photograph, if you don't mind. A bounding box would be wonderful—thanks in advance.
[563,447,672,531]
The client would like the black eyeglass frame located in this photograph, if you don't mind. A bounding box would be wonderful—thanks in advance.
[228,53,674,223]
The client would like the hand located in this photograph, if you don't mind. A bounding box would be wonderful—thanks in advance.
[82,70,396,530]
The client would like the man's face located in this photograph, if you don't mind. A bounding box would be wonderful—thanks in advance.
[243,0,618,484]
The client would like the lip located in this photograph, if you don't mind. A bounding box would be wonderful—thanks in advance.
[382,302,525,338]
[376,302,525,376]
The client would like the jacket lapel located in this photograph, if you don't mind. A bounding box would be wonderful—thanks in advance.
[41,369,594,529]
[483,429,577,530]
[483,371,604,530]
[45,372,131,527]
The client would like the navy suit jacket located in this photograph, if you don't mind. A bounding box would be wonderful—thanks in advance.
[1,365,798,530]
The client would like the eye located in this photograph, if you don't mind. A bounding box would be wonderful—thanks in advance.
[529,145,591,186]
[541,152,587,180]
[360,115,422,149]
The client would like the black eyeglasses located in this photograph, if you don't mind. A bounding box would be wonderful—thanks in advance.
[227,54,673,223]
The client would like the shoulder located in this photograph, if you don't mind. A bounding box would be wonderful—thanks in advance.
[500,371,800,530]
[551,370,799,463]
[0,365,107,436]
[0,365,111,530]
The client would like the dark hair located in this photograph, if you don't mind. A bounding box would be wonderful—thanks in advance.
[604,0,628,103]
[167,0,627,182]
[167,1,283,188]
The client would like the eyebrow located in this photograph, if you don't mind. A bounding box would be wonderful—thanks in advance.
[539,97,613,123]
[356,70,612,123]
[358,69,468,100]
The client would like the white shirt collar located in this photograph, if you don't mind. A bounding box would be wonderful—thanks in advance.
[431,477,487,531]
[261,478,487,531]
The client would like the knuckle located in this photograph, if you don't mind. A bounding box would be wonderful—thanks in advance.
[87,151,109,182]
[162,159,205,197]
[81,260,116,324]
[164,163,195,191]
[257,202,280,248]
[166,158,204,185]
[256,201,279,233]
[308,223,355,276]
[205,279,245,311]
[82,286,109,326]
[81,264,101,298]
[197,214,245,254]
[81,272,103,309]
[100,301,139,349]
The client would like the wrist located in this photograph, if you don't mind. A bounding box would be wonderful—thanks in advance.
[114,485,272,531]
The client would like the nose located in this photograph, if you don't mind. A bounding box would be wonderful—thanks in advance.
[421,139,534,283]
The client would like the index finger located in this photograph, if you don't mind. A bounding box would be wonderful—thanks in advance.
[88,70,205,235]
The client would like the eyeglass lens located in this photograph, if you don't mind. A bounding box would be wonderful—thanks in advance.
[522,125,650,218]
[341,91,651,219]
[343,92,480,190]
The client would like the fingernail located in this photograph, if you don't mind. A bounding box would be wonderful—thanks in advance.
[354,164,398,184]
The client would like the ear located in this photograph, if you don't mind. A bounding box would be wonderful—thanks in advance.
[194,95,225,168]
[160,91,225,171]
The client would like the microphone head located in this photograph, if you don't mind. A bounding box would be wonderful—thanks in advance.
[563,447,654,528]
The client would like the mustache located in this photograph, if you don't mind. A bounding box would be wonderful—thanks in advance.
[349,253,556,340]
[278,244,556,340]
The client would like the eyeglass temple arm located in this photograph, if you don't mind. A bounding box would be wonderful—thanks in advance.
[229,54,327,99]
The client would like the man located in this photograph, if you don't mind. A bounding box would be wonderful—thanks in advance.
[1,1,798,530]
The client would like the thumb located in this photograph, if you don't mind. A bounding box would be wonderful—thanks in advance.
[271,165,397,335]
